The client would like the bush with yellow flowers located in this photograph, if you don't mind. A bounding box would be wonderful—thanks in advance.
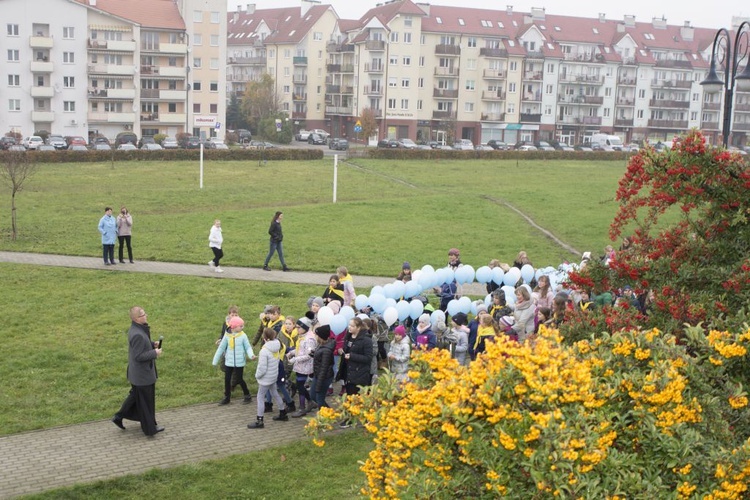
[307,325,750,498]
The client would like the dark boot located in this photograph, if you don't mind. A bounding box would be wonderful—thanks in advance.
[243,394,253,404]
[218,396,230,405]
[273,409,289,421]
[264,402,273,413]
[286,401,296,412]
[247,416,264,429]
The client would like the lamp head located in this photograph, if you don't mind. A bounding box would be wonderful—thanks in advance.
[735,62,750,92]
[701,61,724,94]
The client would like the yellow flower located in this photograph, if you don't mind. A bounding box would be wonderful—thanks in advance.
[729,396,749,409]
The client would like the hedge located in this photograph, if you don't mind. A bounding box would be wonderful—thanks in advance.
[0,148,324,163]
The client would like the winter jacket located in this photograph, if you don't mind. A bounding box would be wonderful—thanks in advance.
[323,284,345,306]
[212,331,254,368]
[533,289,555,309]
[252,315,284,346]
[339,274,356,307]
[473,324,496,356]
[411,324,437,350]
[98,214,117,245]
[208,225,223,249]
[388,336,411,379]
[116,213,132,237]
[343,332,374,386]
[289,331,316,375]
[512,300,536,342]
[255,339,281,386]
[453,327,469,366]
[312,339,335,392]
[268,220,283,243]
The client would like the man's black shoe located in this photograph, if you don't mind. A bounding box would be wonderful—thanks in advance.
[111,416,125,430]
[155,426,165,433]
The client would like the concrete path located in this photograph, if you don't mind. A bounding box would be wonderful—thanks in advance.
[0,250,487,498]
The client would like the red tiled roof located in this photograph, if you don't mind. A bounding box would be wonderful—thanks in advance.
[227,5,332,46]
[359,0,426,26]
[74,0,184,30]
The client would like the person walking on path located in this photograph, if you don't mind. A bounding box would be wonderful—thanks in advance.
[212,316,255,405]
[116,206,134,264]
[263,211,289,272]
[98,207,117,266]
[112,306,164,437]
[208,219,224,273]
[248,328,289,429]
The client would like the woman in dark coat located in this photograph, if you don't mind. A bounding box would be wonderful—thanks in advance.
[263,211,289,271]
[339,317,374,396]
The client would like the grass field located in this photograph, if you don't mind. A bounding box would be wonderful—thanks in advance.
[0,157,631,274]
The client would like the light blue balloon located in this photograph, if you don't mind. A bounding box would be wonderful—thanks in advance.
[521,264,535,284]
[354,294,369,311]
[409,299,424,319]
[443,268,455,285]
[430,309,445,326]
[504,267,521,287]
[330,314,348,335]
[458,296,471,314]
[421,264,435,274]
[404,281,421,299]
[340,306,355,322]
[371,285,384,297]
[385,298,398,310]
[370,293,387,314]
[492,267,505,285]
[418,272,433,289]
[484,294,493,306]
[392,280,406,299]
[502,285,516,306]
[383,283,396,300]
[475,266,492,284]
[535,268,545,280]
[454,266,467,285]
[464,265,476,284]
[396,300,411,321]
[447,299,460,316]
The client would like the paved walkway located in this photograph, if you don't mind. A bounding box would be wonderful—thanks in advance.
[0,251,487,498]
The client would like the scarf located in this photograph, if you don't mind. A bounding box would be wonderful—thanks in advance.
[227,331,242,349]
[474,324,495,350]
[339,273,353,285]
[328,286,345,300]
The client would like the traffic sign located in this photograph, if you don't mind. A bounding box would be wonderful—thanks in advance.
[354,125,362,133]
[355,120,362,127]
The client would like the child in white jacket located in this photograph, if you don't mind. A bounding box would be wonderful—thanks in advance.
[248,328,289,429]
[450,313,470,367]
[388,325,411,382]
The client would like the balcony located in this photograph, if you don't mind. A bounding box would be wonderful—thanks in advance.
[483,69,506,79]
[433,88,458,98]
[481,112,505,121]
[30,61,53,73]
[364,86,382,96]
[293,74,307,84]
[141,113,159,122]
[140,65,185,77]
[701,121,720,130]
[702,102,721,111]
[481,91,506,101]
[734,102,750,112]
[480,47,508,58]
[293,56,307,66]
[525,50,545,59]
[649,99,690,109]
[293,93,307,101]
[616,98,635,106]
[559,74,603,84]
[654,59,693,69]
[159,113,186,124]
[88,64,135,76]
[229,56,266,65]
[89,88,136,99]
[648,119,689,129]
[325,105,353,115]
[522,92,542,102]
[523,72,542,81]
[434,67,459,77]
[733,122,750,131]
[30,36,53,49]
[31,86,54,98]
[435,44,461,56]
[618,77,636,85]
[327,42,354,53]
[31,111,55,122]
[651,79,692,89]
[580,116,602,125]
[88,112,136,123]
[88,39,136,51]
[292,111,307,119]
[365,40,386,51]
[520,113,542,123]
[614,118,634,127]
[364,62,383,73]
[326,84,340,94]
[432,110,457,120]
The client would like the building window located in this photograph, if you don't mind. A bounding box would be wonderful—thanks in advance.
[91,103,98,111]
[8,75,19,86]
[63,26,74,39]
[509,61,517,71]
[638,89,646,99]
[693,93,699,101]
[419,56,425,67]
[603,108,610,117]
[605,88,612,97]
[508,82,516,93]
[314,32,322,40]
[284,49,291,58]
[420,34,425,45]
[193,58,202,68]
[390,31,398,42]
[507,103,515,114]
[390,55,398,65]
[7,49,19,61]
[210,81,218,92]
[545,84,553,94]
[404,32,412,44]
[401,99,409,110]
[465,102,474,112]
[194,34,202,45]
[7,24,19,36]
[169,103,177,112]
[193,10,202,22]
[211,11,220,23]
[193,103,201,113]
[401,78,410,88]
[417,99,422,110]
[467,37,476,48]
[418,77,424,88]
[405,16,412,27]
[637,109,644,118]
[210,103,218,113]
[63,101,75,111]
[466,58,476,70]
[465,80,475,90]
[547,63,554,73]
[104,102,122,112]
[387,98,396,109]
[402,56,411,66]
[388,77,397,87]
[193,81,201,91]
[544,105,552,115]
[210,34,219,46]
[9,99,20,111]
[168,57,177,67]
[63,76,75,88]
[63,52,74,63]
[283,85,290,93]
[210,58,219,69]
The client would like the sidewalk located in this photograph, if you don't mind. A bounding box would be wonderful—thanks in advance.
[0,251,488,498]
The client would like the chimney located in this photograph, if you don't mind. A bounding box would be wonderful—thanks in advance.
[652,16,667,29]
[417,2,430,16]
[530,7,545,21]
[680,21,694,41]
[247,4,255,15]
[599,13,606,23]
[89,0,96,5]
[506,5,513,16]
[233,11,239,23]
[623,15,635,28]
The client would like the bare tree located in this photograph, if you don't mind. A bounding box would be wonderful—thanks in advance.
[0,151,37,240]
[359,107,378,146]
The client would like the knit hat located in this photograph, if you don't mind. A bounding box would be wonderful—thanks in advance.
[418,313,431,325]
[393,325,407,337]
[263,304,274,314]
[475,302,488,314]
[228,316,245,330]
[451,313,468,326]
[296,317,312,332]
[311,297,324,308]
[448,248,460,256]
[315,324,331,340]
[402,261,411,270]
[499,315,515,330]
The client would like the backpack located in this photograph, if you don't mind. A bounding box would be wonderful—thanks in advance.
[416,334,429,348]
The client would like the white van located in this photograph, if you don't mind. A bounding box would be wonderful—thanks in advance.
[591,134,623,151]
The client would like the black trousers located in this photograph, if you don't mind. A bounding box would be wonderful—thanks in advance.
[211,246,223,266]
[117,384,157,436]
[118,235,133,262]
[224,366,249,397]
[102,244,115,264]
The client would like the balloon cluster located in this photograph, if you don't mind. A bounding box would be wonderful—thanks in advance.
[329,262,578,332]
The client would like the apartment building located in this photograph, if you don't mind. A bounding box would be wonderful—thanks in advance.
[1,0,224,142]
[228,1,747,147]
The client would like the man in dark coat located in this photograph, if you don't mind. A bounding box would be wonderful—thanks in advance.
[112,306,164,436]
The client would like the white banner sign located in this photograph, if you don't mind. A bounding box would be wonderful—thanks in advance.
[193,115,217,127]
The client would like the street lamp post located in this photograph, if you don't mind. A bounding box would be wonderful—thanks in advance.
[700,22,750,148]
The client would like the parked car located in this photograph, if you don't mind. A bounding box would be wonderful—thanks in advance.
[308,133,326,145]
[426,141,440,149]
[377,139,399,148]
[295,130,311,141]
[550,141,574,152]
[235,129,252,144]
[534,141,555,151]
[398,138,418,149]
[140,143,163,151]
[37,144,57,152]
[69,145,89,151]
[22,136,44,150]
[138,136,155,148]
[113,132,137,148]
[475,144,495,151]
[210,140,229,150]
[8,144,26,152]
[311,129,329,139]
[46,135,67,150]
[93,143,112,151]
[514,141,536,150]
[116,143,137,151]
[624,143,640,153]
[181,136,201,149]
[517,144,538,151]
[453,139,474,150]
[65,136,88,148]
[0,136,18,150]
[486,140,509,150]
[92,136,111,147]
[417,144,433,150]
[574,144,593,152]
[161,137,178,149]
[330,139,349,151]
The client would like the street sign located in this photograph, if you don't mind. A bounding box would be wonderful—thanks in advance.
[354,125,362,133]
[215,122,221,130]
[355,120,362,127]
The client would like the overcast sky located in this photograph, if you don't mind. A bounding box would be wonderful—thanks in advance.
[228,0,748,30]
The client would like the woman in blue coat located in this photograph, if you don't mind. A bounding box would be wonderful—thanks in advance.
[98,207,117,265]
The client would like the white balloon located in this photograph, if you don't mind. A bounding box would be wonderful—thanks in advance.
[317,306,334,326]
[491,267,505,285]
[411,269,423,283]
[421,264,435,274]
[354,294,369,311]
[502,286,517,306]
[385,298,398,310]
[371,285,384,297]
